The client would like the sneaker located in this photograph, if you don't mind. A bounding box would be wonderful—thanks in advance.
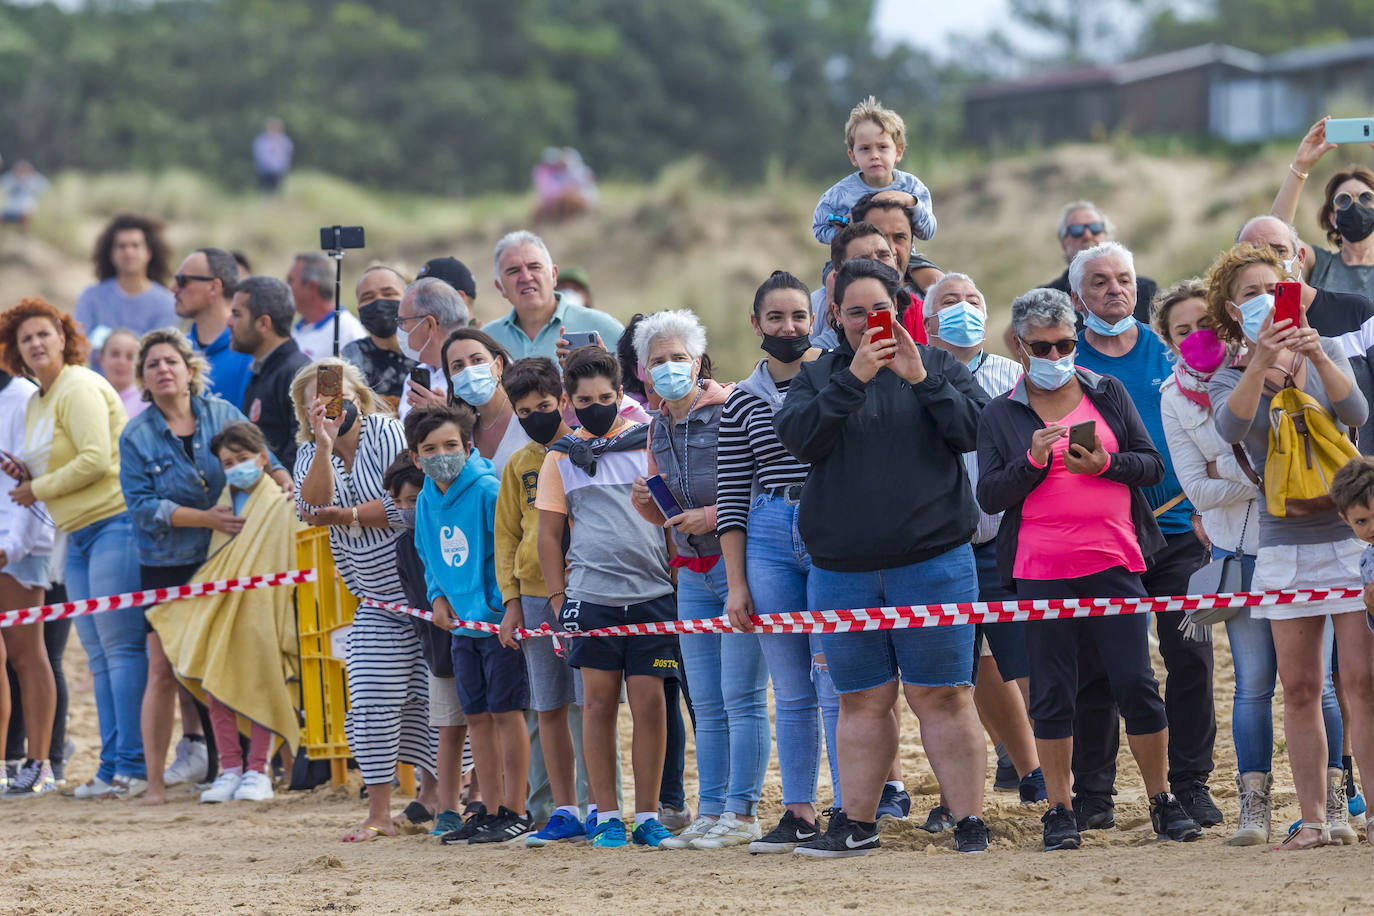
[993,760,1020,792]
[1019,767,1048,804]
[469,806,534,844]
[918,804,954,833]
[954,815,990,853]
[749,810,821,854]
[690,813,763,849]
[632,818,673,847]
[430,809,464,836]
[232,770,274,802]
[111,775,147,799]
[200,771,242,803]
[1350,790,1367,827]
[876,784,911,823]
[1229,772,1272,847]
[440,802,492,845]
[526,810,588,846]
[1149,792,1202,842]
[1072,793,1115,831]
[658,814,717,849]
[794,810,880,858]
[4,760,56,798]
[657,803,693,832]
[164,737,209,787]
[1042,803,1081,851]
[590,817,628,848]
[1174,780,1223,828]
[1328,767,1358,845]
[69,775,117,799]
[585,812,598,835]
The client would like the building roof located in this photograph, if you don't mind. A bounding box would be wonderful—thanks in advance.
[1112,43,1263,84]
[1267,35,1374,72]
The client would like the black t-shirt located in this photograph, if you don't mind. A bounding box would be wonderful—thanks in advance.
[179,433,195,462]
[1306,289,1374,338]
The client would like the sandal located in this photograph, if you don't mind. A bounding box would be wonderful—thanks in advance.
[1275,821,1329,851]
[341,824,393,843]
[398,800,434,825]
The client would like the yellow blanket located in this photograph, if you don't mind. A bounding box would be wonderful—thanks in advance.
[147,477,303,753]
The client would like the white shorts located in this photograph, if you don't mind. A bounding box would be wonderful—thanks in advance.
[1251,540,1365,620]
[427,673,467,728]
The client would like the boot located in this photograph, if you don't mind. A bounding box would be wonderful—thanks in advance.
[1328,767,1358,844]
[1228,772,1271,846]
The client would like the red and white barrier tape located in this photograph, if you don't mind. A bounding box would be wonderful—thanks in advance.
[0,569,318,628]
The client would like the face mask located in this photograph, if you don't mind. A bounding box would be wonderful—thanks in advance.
[337,399,359,437]
[358,298,400,338]
[517,408,564,445]
[452,363,499,406]
[1336,203,1374,244]
[1280,256,1301,280]
[1025,352,1076,390]
[1235,292,1274,342]
[649,360,696,401]
[225,459,262,490]
[398,316,431,363]
[418,450,467,485]
[759,332,810,364]
[394,507,416,530]
[936,301,986,348]
[574,402,619,437]
[1082,310,1135,337]
[1177,327,1227,375]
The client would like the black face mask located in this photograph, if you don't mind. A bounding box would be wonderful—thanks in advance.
[518,408,564,445]
[759,332,811,364]
[358,298,400,338]
[337,399,359,437]
[574,402,619,438]
[1336,203,1374,244]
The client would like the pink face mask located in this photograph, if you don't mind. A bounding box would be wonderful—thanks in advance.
[1177,327,1226,375]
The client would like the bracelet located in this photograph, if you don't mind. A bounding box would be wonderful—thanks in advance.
[548,590,566,602]
[1289,163,1309,181]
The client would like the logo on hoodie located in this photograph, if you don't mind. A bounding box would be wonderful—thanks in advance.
[440,525,470,567]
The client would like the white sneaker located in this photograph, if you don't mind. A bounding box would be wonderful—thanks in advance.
[232,770,274,802]
[200,771,242,803]
[658,814,718,849]
[165,737,209,787]
[69,775,117,799]
[111,776,147,799]
[1329,767,1359,845]
[690,813,763,849]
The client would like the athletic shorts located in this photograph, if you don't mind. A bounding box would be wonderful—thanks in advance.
[560,592,680,680]
[427,673,467,728]
[450,634,530,715]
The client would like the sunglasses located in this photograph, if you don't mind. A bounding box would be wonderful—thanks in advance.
[1334,190,1374,212]
[174,273,216,287]
[1021,337,1077,358]
[1064,221,1105,238]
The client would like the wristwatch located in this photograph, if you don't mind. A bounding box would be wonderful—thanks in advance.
[348,506,363,539]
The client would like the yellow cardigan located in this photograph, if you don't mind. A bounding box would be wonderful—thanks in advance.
[24,365,126,532]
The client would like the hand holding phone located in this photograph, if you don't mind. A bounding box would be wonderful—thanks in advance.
[408,366,431,391]
[1324,118,1374,144]
[1068,420,1096,454]
[562,331,599,351]
[645,475,684,520]
[867,310,894,353]
[316,365,343,419]
[1274,282,1302,329]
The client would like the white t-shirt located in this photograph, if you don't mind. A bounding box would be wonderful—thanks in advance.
[396,364,447,423]
[292,310,366,361]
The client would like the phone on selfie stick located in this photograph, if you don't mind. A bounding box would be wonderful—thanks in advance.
[867,310,894,358]
[319,225,366,357]
[1274,282,1302,330]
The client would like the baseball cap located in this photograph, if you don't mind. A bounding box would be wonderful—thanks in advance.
[416,257,477,299]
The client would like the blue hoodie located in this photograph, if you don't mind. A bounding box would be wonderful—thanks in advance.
[415,452,503,637]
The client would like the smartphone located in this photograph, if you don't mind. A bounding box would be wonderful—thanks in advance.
[316,365,343,419]
[408,365,431,391]
[1325,118,1374,144]
[563,331,598,350]
[319,225,365,250]
[867,310,894,357]
[645,475,684,519]
[1069,420,1096,453]
[1275,281,1302,329]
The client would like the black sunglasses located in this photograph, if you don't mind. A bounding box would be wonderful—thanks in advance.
[174,273,216,287]
[1334,190,1374,212]
[1064,221,1106,238]
[1021,337,1077,358]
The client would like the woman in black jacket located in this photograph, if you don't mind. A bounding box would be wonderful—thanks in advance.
[975,286,1197,852]
[775,259,991,856]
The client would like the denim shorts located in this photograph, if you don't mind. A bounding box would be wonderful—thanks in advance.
[808,544,978,693]
[1,552,51,590]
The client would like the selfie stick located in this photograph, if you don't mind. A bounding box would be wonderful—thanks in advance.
[326,228,344,358]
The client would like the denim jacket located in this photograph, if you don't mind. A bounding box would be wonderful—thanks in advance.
[119,393,277,566]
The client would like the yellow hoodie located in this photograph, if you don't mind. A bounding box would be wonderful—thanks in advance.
[494,439,550,604]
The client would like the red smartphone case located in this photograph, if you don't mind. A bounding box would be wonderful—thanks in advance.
[867,310,893,352]
[1274,282,1302,329]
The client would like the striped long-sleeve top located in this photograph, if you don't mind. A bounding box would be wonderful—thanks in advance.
[716,368,810,535]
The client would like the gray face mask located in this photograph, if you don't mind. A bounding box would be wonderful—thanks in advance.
[418,450,467,485]
[394,507,417,530]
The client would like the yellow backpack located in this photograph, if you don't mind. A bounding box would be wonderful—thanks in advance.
[1264,383,1359,517]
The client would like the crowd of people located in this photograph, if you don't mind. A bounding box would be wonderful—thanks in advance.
[1,100,1374,859]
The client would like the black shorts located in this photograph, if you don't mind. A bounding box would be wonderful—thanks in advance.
[560,593,680,680]
[450,634,530,715]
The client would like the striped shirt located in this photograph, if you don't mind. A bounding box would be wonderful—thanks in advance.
[716,379,809,535]
[964,351,1024,544]
[294,414,406,605]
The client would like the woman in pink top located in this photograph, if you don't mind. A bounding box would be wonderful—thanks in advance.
[976,288,1200,851]
[99,329,147,420]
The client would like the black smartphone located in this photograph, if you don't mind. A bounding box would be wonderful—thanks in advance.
[645,475,684,519]
[1069,420,1096,453]
[563,331,598,350]
[319,225,365,250]
[408,366,431,390]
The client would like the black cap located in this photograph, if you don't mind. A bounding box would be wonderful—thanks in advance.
[416,257,476,299]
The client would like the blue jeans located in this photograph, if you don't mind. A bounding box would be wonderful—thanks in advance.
[677,562,770,818]
[810,545,978,693]
[68,513,148,781]
[746,493,841,808]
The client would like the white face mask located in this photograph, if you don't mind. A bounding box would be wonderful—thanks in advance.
[399,316,430,364]
[1281,255,1300,280]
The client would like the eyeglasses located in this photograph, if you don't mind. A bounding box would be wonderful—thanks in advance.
[173,273,216,287]
[1064,221,1106,238]
[1334,190,1374,211]
[1021,337,1077,358]
[396,314,429,328]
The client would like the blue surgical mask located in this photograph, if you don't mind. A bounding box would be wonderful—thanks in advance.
[418,450,467,485]
[1026,353,1076,390]
[453,363,499,406]
[1236,292,1274,342]
[936,301,985,348]
[225,459,263,490]
[649,360,697,402]
[1082,310,1136,337]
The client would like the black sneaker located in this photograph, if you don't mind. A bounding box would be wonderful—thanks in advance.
[954,815,990,853]
[1150,792,1202,842]
[1041,803,1081,851]
[794,810,880,858]
[749,810,820,854]
[1071,793,1115,831]
[993,760,1020,792]
[1173,780,1222,828]
[440,802,490,845]
[918,804,954,833]
[1019,767,1048,804]
[469,806,534,845]
[876,784,911,822]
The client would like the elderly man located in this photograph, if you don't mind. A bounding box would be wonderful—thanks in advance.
[810,221,901,349]
[288,251,366,360]
[230,275,311,469]
[342,264,416,402]
[1067,241,1219,832]
[484,230,624,361]
[1043,202,1159,318]
[172,247,253,407]
[396,276,472,419]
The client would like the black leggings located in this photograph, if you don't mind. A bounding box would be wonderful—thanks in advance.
[6,587,71,764]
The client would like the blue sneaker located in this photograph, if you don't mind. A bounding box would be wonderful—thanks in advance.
[632,817,672,847]
[590,817,628,848]
[876,784,911,823]
[1019,767,1048,804]
[526,811,588,847]
[1351,791,1366,820]
[585,812,598,835]
[430,809,464,837]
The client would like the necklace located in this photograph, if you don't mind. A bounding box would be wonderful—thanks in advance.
[478,391,510,431]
